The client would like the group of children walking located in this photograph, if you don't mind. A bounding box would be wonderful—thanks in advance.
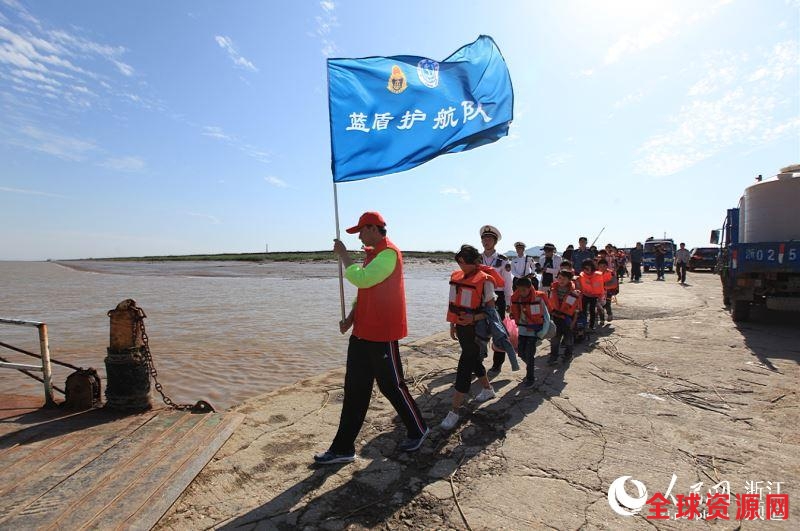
[442,225,624,430]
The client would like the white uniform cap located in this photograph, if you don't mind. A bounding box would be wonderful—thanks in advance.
[480,225,501,241]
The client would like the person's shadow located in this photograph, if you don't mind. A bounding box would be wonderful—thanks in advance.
[220,345,570,529]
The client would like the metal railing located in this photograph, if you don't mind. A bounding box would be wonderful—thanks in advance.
[0,318,55,406]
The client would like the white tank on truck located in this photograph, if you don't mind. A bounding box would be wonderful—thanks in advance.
[739,164,800,243]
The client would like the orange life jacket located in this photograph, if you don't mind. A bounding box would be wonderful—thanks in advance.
[510,290,547,328]
[478,264,504,288]
[577,271,605,297]
[352,238,407,342]
[602,269,619,293]
[447,268,493,324]
[548,282,582,317]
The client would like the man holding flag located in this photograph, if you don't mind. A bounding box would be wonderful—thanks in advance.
[315,211,429,464]
[321,36,513,461]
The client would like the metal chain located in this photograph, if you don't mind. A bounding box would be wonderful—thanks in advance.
[132,306,213,413]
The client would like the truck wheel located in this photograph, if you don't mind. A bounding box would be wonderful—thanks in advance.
[644,266,650,272]
[731,300,750,322]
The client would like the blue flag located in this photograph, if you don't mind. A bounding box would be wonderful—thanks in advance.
[328,35,514,183]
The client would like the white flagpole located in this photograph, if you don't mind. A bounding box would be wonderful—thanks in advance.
[333,181,346,321]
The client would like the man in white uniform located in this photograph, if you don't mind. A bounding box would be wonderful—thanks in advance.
[510,241,534,289]
[479,225,514,374]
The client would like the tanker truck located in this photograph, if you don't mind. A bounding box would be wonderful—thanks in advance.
[713,164,800,321]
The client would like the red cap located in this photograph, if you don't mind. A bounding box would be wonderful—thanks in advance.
[345,211,386,234]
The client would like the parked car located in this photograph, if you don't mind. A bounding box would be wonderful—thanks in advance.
[643,239,674,272]
[688,247,719,271]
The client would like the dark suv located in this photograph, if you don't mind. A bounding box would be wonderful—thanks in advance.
[688,247,719,271]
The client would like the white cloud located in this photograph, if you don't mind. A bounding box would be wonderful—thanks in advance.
[314,1,338,57]
[187,212,221,224]
[113,60,134,76]
[0,186,68,198]
[214,35,258,72]
[635,40,800,177]
[440,187,470,201]
[604,15,680,65]
[99,156,145,172]
[264,176,288,188]
[10,68,60,85]
[546,152,571,167]
[599,1,732,69]
[613,90,644,109]
[15,125,96,160]
[202,125,270,163]
[0,8,141,116]
[202,125,231,140]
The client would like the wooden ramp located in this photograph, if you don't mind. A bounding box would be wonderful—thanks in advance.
[0,395,242,530]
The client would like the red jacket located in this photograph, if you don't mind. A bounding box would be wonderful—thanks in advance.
[353,238,407,341]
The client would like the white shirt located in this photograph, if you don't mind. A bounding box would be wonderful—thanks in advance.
[541,253,563,279]
[510,255,534,278]
[482,250,513,304]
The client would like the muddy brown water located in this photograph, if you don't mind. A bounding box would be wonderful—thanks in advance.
[0,260,453,410]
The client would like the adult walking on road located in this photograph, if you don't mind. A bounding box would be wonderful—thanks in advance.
[540,243,562,294]
[630,242,643,282]
[675,242,691,285]
[655,244,667,281]
[479,225,514,375]
[315,211,428,465]
[572,237,594,273]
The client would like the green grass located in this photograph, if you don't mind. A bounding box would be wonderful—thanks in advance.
[75,250,455,263]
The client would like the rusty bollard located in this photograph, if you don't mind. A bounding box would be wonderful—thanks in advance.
[104,299,152,411]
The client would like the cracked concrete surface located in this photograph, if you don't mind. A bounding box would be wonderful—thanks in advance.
[157,273,798,530]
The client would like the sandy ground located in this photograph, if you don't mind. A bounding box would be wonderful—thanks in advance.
[157,272,799,530]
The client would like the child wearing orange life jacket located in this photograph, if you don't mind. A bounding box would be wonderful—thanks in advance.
[546,270,582,365]
[597,258,618,324]
[441,245,501,431]
[576,258,604,330]
[510,277,551,387]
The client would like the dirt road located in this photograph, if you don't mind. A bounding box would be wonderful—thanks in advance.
[158,271,798,530]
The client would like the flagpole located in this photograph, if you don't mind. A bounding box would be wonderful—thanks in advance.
[590,226,606,248]
[333,181,346,321]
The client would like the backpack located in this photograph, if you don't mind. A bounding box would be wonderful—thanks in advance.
[63,368,102,410]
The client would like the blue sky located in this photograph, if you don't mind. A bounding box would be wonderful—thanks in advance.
[1,0,798,261]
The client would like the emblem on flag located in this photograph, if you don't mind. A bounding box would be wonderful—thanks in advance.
[417,59,439,88]
[387,65,408,94]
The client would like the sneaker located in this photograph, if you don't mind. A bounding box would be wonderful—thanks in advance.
[475,387,496,402]
[313,451,355,465]
[397,426,430,452]
[440,411,460,430]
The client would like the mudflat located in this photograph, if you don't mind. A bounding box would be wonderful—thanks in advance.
[158,272,798,530]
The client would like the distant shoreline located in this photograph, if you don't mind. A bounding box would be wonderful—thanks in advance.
[54,250,455,263]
